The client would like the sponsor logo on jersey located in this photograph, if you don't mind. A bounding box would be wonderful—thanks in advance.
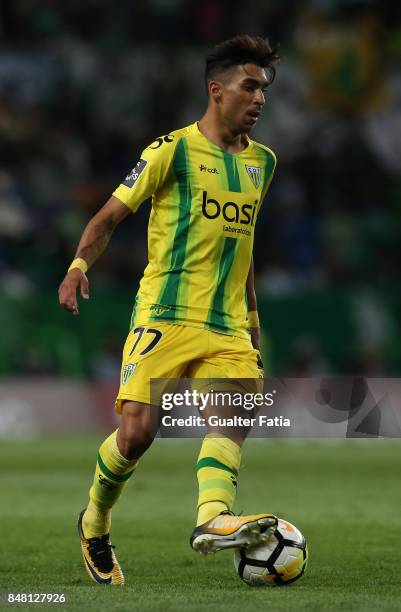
[123,159,147,188]
[223,225,251,236]
[199,163,219,174]
[122,363,137,384]
[245,165,261,188]
[150,305,170,316]
[201,190,257,226]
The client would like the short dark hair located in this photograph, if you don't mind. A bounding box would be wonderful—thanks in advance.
[205,34,280,90]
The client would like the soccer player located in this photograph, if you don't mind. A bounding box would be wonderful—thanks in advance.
[59,34,279,585]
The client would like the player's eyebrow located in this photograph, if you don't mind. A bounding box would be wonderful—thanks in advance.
[242,77,269,89]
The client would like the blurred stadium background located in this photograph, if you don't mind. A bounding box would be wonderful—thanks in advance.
[0,0,400,436]
[2,6,401,607]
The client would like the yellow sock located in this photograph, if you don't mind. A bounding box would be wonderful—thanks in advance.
[197,501,227,526]
[83,499,112,539]
[196,435,241,526]
[83,430,137,538]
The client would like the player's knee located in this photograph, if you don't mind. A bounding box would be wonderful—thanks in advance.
[118,401,155,460]
[118,430,153,461]
[118,423,154,460]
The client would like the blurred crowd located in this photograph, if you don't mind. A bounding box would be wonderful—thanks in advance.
[0,0,400,376]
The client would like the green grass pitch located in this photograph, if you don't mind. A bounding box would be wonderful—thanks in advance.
[1,437,401,611]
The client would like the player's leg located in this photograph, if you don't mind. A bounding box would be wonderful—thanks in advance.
[195,431,243,527]
[190,431,276,553]
[79,400,155,585]
[188,333,277,553]
[82,401,155,538]
[78,322,196,584]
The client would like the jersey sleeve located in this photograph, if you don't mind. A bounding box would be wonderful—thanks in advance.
[260,148,277,202]
[113,134,178,213]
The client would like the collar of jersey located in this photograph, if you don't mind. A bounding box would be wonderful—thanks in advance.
[193,122,252,157]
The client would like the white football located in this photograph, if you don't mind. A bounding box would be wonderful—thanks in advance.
[234,518,308,587]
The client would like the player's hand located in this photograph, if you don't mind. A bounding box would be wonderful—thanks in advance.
[250,327,260,351]
[58,269,89,315]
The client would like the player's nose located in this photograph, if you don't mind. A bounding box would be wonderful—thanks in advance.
[254,89,265,106]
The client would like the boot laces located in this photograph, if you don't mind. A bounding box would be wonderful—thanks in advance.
[87,535,115,573]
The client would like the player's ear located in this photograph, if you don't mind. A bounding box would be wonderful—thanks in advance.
[209,80,222,103]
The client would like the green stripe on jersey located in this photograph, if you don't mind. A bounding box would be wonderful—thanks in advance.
[206,236,238,333]
[196,457,238,477]
[260,149,276,194]
[129,301,137,331]
[157,138,192,312]
[222,152,241,192]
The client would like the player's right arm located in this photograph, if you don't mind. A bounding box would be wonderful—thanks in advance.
[58,132,178,315]
[58,195,131,315]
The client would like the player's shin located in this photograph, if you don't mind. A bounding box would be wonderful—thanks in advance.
[83,430,138,538]
[196,434,241,526]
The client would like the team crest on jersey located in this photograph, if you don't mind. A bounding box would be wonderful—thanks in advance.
[122,363,137,384]
[245,165,261,189]
[150,305,169,316]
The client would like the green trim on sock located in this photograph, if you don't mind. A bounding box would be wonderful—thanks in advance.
[198,478,235,494]
[196,457,238,478]
[97,453,135,482]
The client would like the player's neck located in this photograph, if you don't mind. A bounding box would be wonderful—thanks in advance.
[197,114,248,154]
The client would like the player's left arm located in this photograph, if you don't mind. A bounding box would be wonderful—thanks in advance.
[246,148,277,348]
[246,256,260,350]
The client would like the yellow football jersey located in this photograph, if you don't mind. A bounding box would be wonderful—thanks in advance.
[113,122,276,339]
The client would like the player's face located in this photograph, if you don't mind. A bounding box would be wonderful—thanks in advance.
[218,64,269,134]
